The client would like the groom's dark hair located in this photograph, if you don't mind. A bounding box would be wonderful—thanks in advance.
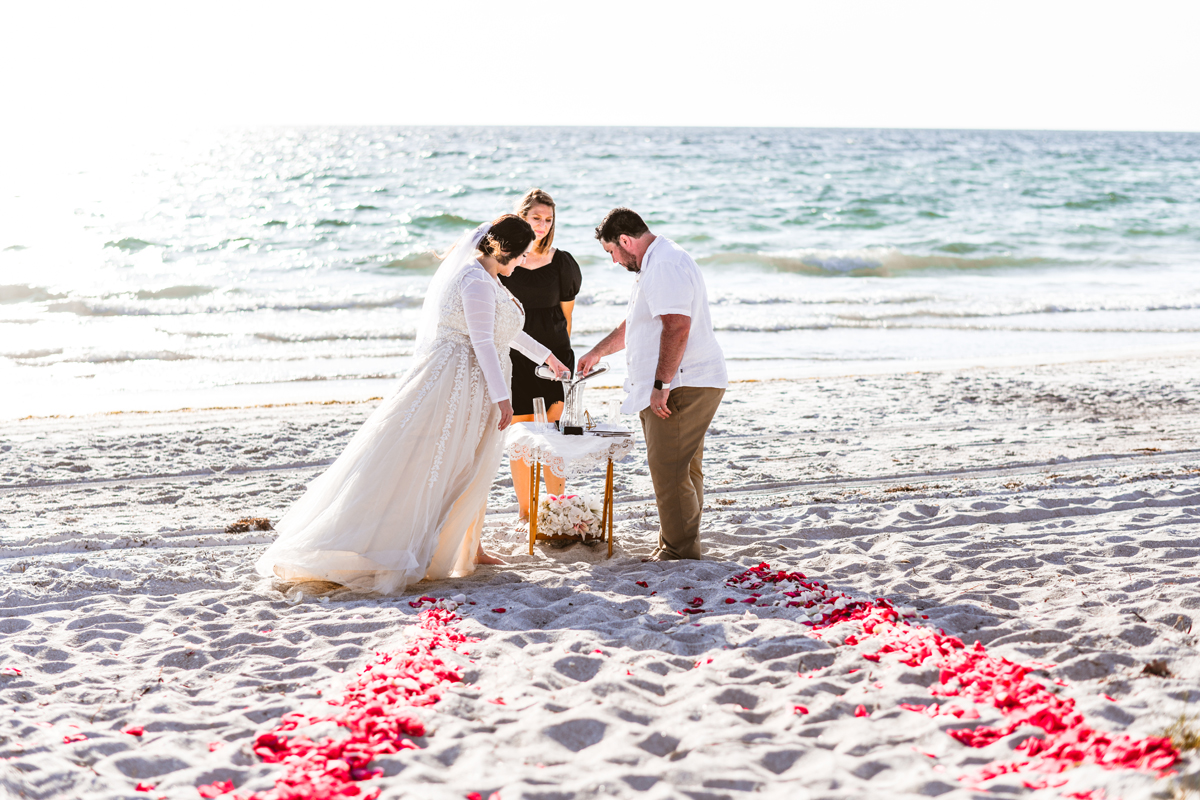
[594,207,649,243]
[481,214,536,265]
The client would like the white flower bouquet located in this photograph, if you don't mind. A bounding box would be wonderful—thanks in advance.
[537,493,604,539]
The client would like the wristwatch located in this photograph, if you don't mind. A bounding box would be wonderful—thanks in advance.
[653,379,664,390]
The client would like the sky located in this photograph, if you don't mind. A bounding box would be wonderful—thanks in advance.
[3,0,1199,133]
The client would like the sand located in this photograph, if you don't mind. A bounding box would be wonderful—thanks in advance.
[2,355,1199,799]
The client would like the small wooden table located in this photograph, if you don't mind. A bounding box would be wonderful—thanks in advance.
[504,423,635,558]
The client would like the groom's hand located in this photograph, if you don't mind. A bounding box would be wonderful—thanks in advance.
[649,387,671,419]
[576,350,600,377]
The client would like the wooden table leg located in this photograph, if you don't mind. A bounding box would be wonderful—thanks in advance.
[529,460,539,555]
[600,465,609,537]
[606,458,614,558]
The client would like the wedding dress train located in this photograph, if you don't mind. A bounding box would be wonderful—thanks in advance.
[255,241,547,594]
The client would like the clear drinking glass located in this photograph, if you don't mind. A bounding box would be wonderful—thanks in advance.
[532,397,548,431]
[606,399,622,426]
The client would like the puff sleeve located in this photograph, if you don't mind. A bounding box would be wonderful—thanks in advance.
[558,250,582,302]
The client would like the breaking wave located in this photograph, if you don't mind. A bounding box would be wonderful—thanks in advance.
[253,331,415,343]
[104,238,158,252]
[377,251,440,271]
[0,284,66,304]
[2,348,63,360]
[403,213,480,230]
[135,285,215,300]
[42,294,425,317]
[64,351,197,364]
[699,248,1062,276]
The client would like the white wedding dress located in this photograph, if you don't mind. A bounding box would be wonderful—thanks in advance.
[255,227,550,594]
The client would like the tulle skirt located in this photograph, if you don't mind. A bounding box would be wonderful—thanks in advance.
[255,337,503,594]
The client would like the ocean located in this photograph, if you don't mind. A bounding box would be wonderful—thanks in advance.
[2,126,1198,419]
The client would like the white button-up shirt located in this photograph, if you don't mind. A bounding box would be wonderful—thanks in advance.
[621,236,727,413]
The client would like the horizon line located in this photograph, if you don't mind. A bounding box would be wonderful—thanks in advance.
[7,122,1200,136]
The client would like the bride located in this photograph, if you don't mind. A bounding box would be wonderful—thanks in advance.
[256,215,569,593]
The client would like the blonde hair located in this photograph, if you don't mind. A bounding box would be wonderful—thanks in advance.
[516,188,556,255]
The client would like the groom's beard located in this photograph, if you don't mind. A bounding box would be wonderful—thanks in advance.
[614,245,639,273]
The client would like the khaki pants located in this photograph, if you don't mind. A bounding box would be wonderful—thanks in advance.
[638,386,725,560]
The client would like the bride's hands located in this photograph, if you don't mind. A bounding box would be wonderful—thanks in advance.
[497,399,513,430]
[545,354,571,380]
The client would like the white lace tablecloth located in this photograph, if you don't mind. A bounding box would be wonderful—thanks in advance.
[505,422,636,479]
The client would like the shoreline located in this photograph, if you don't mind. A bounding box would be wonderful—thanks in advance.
[7,340,1200,424]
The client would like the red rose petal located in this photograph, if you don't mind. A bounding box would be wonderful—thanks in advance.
[196,781,234,798]
[230,606,473,800]
[122,726,144,737]
[720,563,1181,788]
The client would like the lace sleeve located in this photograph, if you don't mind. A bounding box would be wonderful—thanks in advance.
[511,331,551,365]
[461,273,510,404]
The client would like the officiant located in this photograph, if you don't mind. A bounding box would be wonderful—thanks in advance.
[576,208,727,561]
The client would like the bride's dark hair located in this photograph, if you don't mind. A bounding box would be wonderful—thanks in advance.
[479,214,536,265]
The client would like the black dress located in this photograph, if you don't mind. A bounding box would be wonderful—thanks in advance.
[499,249,583,415]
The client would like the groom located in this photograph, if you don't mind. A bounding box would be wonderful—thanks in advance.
[577,208,727,561]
